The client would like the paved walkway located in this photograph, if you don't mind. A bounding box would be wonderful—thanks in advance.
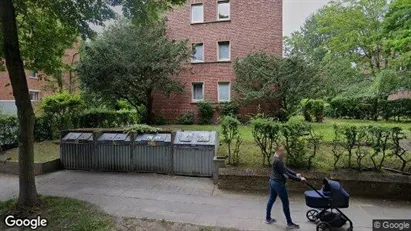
[1,171,410,231]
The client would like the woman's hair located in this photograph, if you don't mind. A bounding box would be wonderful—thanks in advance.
[276,145,285,152]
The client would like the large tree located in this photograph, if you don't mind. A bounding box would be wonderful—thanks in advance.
[0,0,185,208]
[383,0,411,69]
[234,54,319,121]
[77,20,190,124]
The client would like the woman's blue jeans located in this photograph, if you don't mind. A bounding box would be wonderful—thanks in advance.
[265,179,293,225]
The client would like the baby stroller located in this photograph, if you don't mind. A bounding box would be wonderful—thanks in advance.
[304,178,353,231]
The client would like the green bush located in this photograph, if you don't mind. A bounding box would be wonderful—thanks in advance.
[152,114,168,125]
[0,115,53,149]
[221,116,242,166]
[41,92,85,137]
[198,101,214,125]
[78,109,139,128]
[250,116,281,166]
[125,124,161,134]
[281,121,322,168]
[0,115,18,149]
[220,102,240,117]
[176,112,194,125]
[34,116,53,142]
[329,97,411,121]
[301,99,325,122]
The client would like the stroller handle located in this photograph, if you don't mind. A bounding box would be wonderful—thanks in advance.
[304,181,328,200]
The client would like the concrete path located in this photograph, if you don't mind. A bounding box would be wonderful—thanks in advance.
[1,171,410,231]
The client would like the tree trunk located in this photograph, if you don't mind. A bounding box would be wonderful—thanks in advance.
[146,88,153,124]
[0,0,38,207]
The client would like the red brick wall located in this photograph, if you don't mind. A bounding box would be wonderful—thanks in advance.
[0,45,79,102]
[152,0,283,122]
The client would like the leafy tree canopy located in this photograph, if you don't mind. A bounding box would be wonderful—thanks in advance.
[234,53,319,121]
[383,0,411,69]
[0,0,186,74]
[77,20,190,123]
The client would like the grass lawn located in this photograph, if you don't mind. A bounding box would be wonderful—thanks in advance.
[4,141,60,163]
[161,117,411,171]
[0,196,235,231]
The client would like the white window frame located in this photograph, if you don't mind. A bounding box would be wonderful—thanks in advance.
[29,71,38,79]
[217,0,230,21]
[191,3,204,23]
[29,89,40,101]
[192,82,205,102]
[217,82,231,102]
[217,41,231,61]
[191,43,204,63]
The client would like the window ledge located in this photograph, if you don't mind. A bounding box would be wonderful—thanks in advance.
[190,20,231,25]
[191,61,232,65]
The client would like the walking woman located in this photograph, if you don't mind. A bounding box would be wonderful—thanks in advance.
[265,146,306,229]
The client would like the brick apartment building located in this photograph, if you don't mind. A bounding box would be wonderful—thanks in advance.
[0,47,79,114]
[152,0,283,122]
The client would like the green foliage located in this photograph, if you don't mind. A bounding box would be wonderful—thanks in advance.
[300,99,325,122]
[198,101,214,125]
[369,126,390,171]
[77,20,190,123]
[78,109,139,128]
[125,124,161,135]
[151,114,168,125]
[176,112,195,125]
[115,100,134,111]
[220,102,240,117]
[0,115,18,149]
[34,116,53,142]
[235,54,319,120]
[221,116,242,166]
[330,96,411,121]
[383,0,411,69]
[391,127,411,171]
[282,121,310,168]
[250,117,281,166]
[355,127,372,170]
[281,121,322,169]
[0,115,53,148]
[41,92,85,137]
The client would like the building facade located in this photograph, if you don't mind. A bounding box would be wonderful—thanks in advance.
[0,47,79,114]
[152,0,283,122]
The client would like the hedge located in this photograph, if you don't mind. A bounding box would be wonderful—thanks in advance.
[0,109,140,149]
[77,109,139,128]
[329,97,411,121]
[0,115,52,151]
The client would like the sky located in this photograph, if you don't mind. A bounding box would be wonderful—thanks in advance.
[283,0,329,36]
[92,0,330,36]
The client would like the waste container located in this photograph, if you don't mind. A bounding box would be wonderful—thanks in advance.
[134,133,172,174]
[173,131,218,177]
[60,132,95,170]
[97,133,131,172]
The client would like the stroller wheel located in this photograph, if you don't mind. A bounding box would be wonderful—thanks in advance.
[316,222,331,231]
[306,209,319,222]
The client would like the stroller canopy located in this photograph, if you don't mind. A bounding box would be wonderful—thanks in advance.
[323,178,349,199]
[304,178,350,209]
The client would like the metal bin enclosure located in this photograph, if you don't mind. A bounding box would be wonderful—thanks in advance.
[60,132,94,170]
[173,131,218,177]
[134,133,172,173]
[97,133,131,172]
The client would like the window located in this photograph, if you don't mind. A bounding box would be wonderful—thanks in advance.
[218,41,230,61]
[218,82,230,102]
[29,90,40,101]
[192,83,204,102]
[192,43,204,62]
[29,71,38,79]
[218,1,230,20]
[191,4,204,23]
